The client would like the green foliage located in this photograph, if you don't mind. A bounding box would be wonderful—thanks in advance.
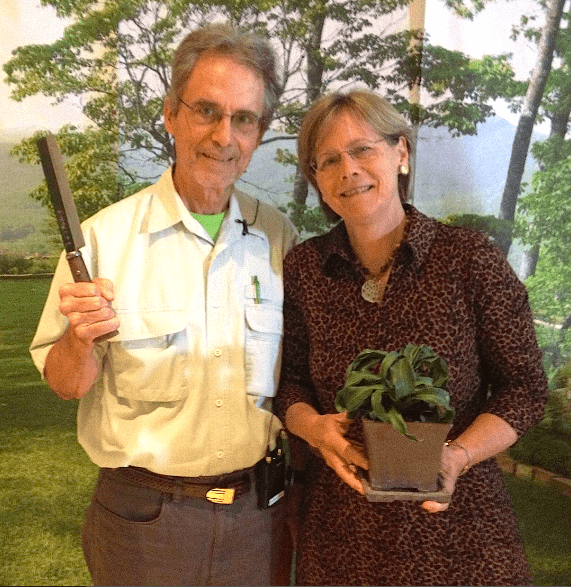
[11,126,122,223]
[441,212,512,243]
[534,323,571,377]
[335,344,454,440]
[515,136,571,369]
[526,254,571,324]
[0,251,33,275]
[510,426,571,479]
[542,361,571,436]
[510,361,571,477]
[410,49,523,135]
[0,251,58,275]
[517,137,571,248]
[278,201,334,239]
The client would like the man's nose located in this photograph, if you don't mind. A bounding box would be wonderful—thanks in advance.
[211,114,233,147]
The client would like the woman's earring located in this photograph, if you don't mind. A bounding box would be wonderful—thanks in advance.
[400,164,409,175]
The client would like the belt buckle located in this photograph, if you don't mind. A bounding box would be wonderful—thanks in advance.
[206,487,235,504]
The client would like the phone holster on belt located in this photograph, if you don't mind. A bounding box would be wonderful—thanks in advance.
[255,428,290,509]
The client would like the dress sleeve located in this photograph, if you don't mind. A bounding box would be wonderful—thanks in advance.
[275,249,319,422]
[471,237,549,438]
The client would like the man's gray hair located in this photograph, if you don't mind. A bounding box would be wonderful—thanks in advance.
[168,23,281,134]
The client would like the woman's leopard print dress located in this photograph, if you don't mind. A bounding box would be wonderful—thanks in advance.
[276,205,548,586]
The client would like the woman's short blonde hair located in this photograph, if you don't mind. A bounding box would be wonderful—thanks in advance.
[297,89,413,221]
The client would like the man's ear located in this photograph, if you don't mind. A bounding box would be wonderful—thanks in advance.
[256,122,267,147]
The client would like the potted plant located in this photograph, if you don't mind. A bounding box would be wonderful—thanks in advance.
[335,344,455,493]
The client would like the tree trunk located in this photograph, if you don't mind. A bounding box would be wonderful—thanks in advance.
[407,0,426,204]
[292,12,327,206]
[497,0,566,256]
[519,48,571,278]
[519,243,540,281]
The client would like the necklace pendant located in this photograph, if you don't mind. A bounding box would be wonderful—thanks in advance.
[361,277,385,303]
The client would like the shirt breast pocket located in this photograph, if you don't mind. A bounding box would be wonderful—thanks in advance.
[107,309,190,402]
[244,304,283,399]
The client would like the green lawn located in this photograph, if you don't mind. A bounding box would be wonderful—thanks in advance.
[1,277,570,586]
[0,277,96,586]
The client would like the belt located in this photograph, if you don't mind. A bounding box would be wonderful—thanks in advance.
[117,465,252,505]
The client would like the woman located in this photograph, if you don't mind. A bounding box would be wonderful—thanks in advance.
[276,89,548,586]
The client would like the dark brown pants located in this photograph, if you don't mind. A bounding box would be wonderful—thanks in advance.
[82,467,292,586]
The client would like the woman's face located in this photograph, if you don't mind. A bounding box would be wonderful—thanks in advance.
[313,110,408,226]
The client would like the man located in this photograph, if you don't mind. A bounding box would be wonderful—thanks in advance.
[30,23,298,586]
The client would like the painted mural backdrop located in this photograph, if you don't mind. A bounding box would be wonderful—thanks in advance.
[1,0,570,368]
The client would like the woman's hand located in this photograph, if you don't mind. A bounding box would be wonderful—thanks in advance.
[312,412,369,494]
[421,442,468,513]
[422,413,519,513]
[285,404,369,494]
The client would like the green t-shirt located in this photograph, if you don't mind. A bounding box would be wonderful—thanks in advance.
[190,211,226,241]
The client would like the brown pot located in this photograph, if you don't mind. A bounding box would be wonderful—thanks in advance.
[362,420,452,491]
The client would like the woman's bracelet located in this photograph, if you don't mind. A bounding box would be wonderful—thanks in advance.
[445,440,473,475]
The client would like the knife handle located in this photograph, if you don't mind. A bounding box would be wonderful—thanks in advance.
[66,251,92,282]
[66,251,119,343]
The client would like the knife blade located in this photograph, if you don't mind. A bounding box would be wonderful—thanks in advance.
[37,134,118,342]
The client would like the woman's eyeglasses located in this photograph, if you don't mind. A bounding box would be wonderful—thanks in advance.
[312,139,385,173]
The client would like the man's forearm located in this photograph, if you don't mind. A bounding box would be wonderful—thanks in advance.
[44,327,99,399]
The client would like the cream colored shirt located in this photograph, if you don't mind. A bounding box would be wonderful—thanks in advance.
[30,168,299,476]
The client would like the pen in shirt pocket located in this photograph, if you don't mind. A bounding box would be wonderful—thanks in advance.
[252,275,261,304]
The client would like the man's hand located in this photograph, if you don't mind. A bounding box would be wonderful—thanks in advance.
[59,277,119,345]
[45,277,118,400]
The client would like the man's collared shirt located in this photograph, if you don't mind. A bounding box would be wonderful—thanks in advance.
[30,168,299,477]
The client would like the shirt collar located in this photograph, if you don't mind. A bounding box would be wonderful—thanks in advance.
[144,168,265,242]
[144,167,189,234]
[321,205,439,277]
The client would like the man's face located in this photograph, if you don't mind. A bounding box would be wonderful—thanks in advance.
[164,52,265,212]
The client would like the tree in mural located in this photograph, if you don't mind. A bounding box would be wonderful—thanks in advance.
[501,1,571,366]
[496,0,567,255]
[4,0,521,227]
[513,0,571,276]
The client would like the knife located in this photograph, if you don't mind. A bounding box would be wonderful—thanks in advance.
[37,134,119,342]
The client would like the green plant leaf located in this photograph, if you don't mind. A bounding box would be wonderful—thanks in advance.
[348,349,387,374]
[370,387,390,422]
[387,407,418,441]
[390,356,416,399]
[334,344,455,438]
[403,343,423,365]
[335,385,374,417]
[380,352,400,381]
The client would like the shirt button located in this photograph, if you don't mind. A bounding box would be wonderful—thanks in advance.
[214,349,222,357]
[216,451,224,459]
[213,301,220,308]
[215,399,223,407]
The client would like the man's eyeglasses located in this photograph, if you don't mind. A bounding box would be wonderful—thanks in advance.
[178,98,261,136]
[312,139,385,174]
